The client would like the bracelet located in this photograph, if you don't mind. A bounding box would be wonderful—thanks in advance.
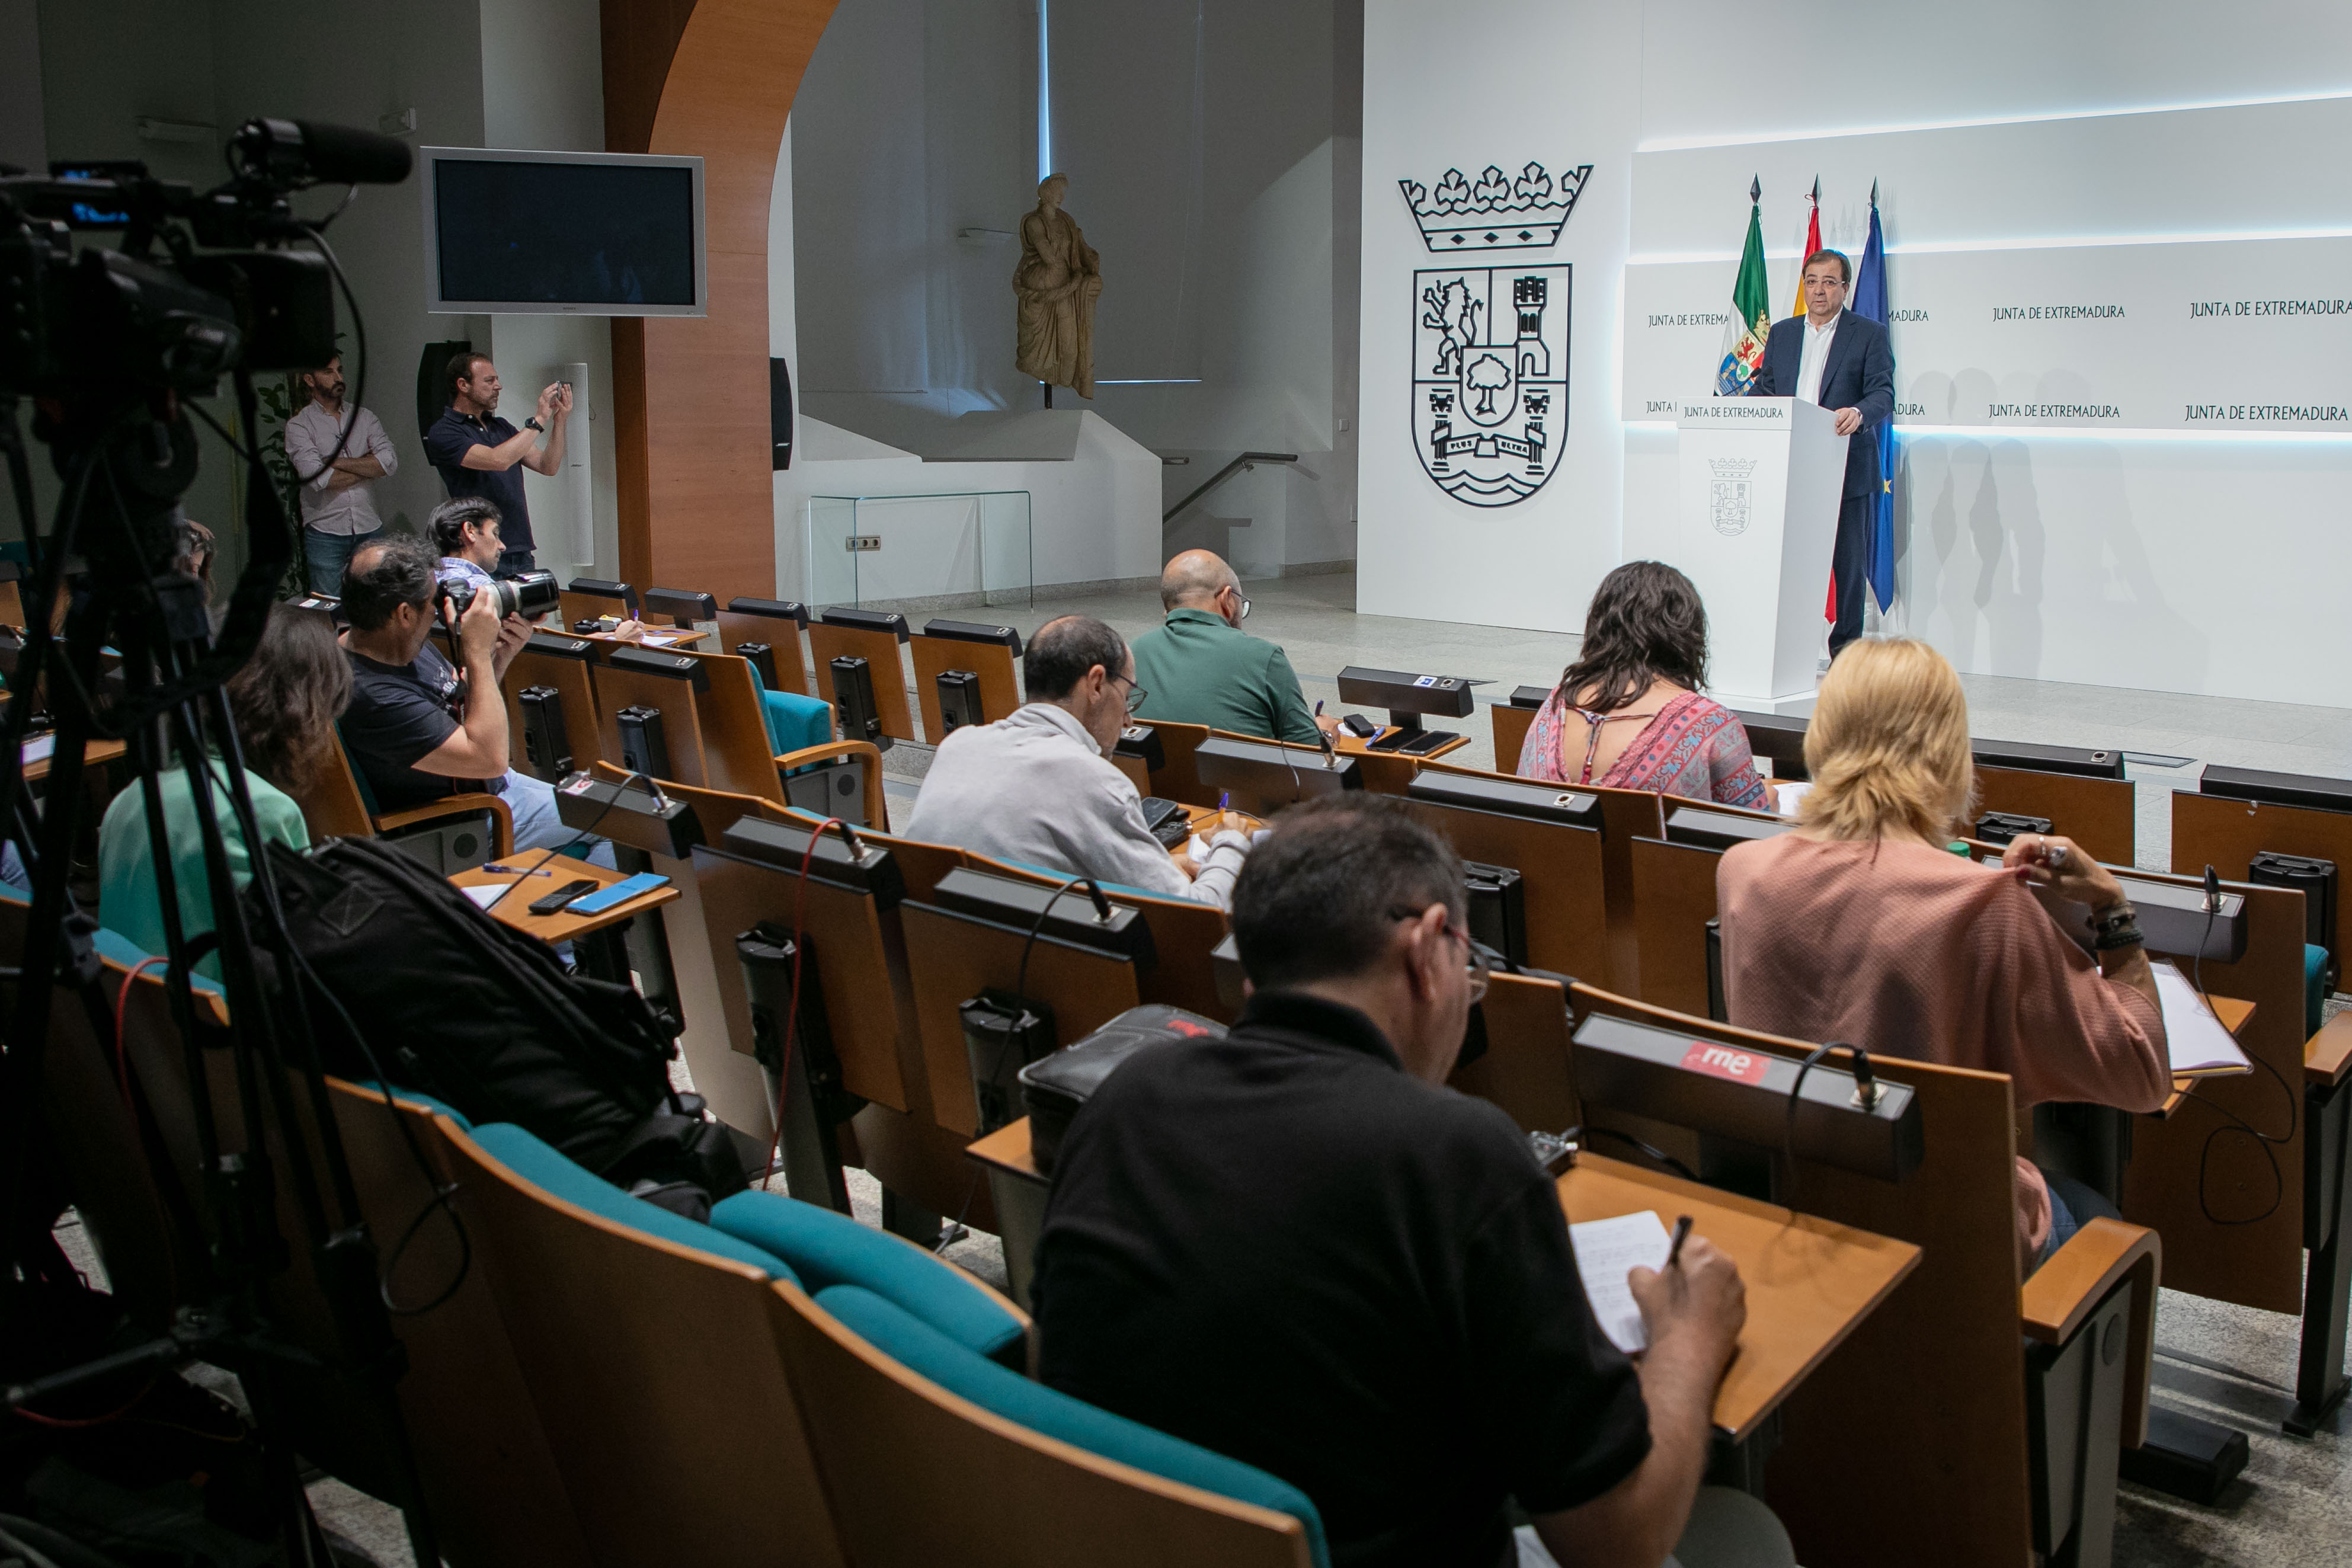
[2089,900,2137,935]
[2092,923,2145,952]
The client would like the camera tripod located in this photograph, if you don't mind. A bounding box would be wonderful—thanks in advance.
[0,372,444,1566]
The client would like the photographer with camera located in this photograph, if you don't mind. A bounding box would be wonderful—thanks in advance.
[430,495,652,641]
[338,535,607,857]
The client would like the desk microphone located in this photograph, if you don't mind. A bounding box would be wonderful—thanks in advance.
[1848,1045,1880,1111]
[1081,876,1113,923]
[1316,723,1340,770]
[832,818,865,862]
[2203,863,2222,915]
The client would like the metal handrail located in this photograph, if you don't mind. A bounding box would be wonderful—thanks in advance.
[1162,451,1299,523]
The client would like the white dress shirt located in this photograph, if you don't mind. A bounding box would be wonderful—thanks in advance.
[905,702,1251,908]
[284,401,398,536]
[1794,309,1842,407]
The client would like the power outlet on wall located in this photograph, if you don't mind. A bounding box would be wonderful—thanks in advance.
[845,535,882,552]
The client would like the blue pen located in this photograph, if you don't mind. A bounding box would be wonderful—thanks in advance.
[1218,790,1230,811]
[1314,700,1324,716]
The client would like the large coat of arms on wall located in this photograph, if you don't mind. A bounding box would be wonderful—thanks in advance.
[1399,161,1590,508]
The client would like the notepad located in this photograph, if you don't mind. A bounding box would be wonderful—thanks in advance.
[1569,1209,1673,1354]
[2152,961,2252,1077]
[20,733,55,765]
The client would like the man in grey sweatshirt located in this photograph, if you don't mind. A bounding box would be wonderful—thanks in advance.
[907,615,1253,908]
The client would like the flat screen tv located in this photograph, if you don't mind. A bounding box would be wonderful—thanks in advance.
[421,146,705,316]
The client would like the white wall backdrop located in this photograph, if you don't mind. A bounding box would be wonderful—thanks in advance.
[1364,0,2352,706]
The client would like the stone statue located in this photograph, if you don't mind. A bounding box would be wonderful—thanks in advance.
[1013,173,1102,401]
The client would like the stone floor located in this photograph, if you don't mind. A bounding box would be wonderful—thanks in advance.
[104,569,2352,1564]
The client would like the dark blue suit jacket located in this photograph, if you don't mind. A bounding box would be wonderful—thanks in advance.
[1747,311,1895,497]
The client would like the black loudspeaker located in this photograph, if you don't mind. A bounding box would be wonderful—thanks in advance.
[937,670,984,736]
[831,655,891,753]
[1463,860,1526,968]
[961,989,1056,1136]
[770,357,793,471]
[417,339,472,448]
[616,705,671,782]
[737,641,779,689]
[2250,852,2338,985]
[518,685,572,778]
[1974,811,2053,846]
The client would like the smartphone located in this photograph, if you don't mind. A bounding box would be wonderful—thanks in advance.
[527,878,601,916]
[565,871,671,915]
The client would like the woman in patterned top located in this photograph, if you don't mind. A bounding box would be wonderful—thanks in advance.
[1517,561,1768,807]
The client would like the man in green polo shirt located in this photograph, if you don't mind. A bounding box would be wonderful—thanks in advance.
[1129,551,1337,746]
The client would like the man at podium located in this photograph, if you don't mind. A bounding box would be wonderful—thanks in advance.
[1747,249,1893,657]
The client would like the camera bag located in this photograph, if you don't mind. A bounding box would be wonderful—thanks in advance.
[246,836,744,1216]
[1017,1004,1225,1174]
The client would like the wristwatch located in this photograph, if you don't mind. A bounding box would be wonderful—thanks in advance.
[524,416,545,433]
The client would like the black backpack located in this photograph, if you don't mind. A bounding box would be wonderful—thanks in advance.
[247,837,745,1215]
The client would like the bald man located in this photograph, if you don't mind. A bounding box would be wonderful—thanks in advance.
[1129,551,1335,746]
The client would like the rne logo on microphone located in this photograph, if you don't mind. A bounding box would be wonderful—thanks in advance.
[1681,1041,1770,1085]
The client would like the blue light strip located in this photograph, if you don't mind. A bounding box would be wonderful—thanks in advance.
[1636,85,2352,153]
[1621,420,2352,444]
[1038,0,1053,184]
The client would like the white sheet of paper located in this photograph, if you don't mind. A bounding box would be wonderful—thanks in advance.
[1569,1209,1673,1355]
[20,733,55,765]
[2151,961,2252,1077]
[1772,780,1811,818]
[463,885,510,911]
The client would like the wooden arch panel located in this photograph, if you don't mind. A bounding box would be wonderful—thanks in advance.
[603,0,840,597]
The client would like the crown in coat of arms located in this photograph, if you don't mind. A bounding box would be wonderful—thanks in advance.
[1398,161,1593,252]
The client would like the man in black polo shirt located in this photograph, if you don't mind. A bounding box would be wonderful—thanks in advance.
[424,351,570,574]
[1032,796,1784,1568]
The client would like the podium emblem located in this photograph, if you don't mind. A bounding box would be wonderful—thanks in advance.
[1707,457,1758,536]
[1413,265,1572,507]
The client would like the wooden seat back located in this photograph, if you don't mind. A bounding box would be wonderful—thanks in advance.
[1394,795,1609,983]
[501,638,606,779]
[1976,764,2135,865]
[910,632,1022,742]
[436,1116,848,1568]
[1628,834,1736,1017]
[766,1283,1314,1568]
[590,647,783,802]
[809,619,918,744]
[1412,758,1662,993]
[559,580,635,629]
[1490,701,1538,772]
[898,900,1143,1138]
[2174,788,2352,988]
[967,853,1233,1022]
[1567,984,2084,1568]
[293,731,380,841]
[718,600,814,697]
[1447,970,1579,1135]
[1132,719,1216,807]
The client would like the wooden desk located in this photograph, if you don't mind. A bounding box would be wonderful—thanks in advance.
[968,1121,1921,1436]
[22,736,126,784]
[1334,725,1470,763]
[451,856,680,943]
[1557,1153,1921,1442]
[967,1119,1049,1308]
[2153,994,2256,1117]
[581,626,708,651]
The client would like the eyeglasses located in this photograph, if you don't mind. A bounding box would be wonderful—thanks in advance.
[1109,672,1148,715]
[1387,905,1490,1002]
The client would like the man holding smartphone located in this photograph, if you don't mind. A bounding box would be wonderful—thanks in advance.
[339,535,609,859]
[425,351,570,575]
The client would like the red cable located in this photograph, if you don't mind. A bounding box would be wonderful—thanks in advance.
[763,817,843,1185]
[113,956,168,1110]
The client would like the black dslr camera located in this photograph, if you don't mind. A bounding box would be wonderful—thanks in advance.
[441,567,561,622]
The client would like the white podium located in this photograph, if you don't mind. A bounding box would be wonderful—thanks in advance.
[1636,397,1848,711]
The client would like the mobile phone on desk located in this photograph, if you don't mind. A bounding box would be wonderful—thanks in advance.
[528,878,601,916]
[565,871,670,915]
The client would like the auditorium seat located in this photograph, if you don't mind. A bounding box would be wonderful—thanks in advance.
[293,728,513,869]
[773,1282,1328,1568]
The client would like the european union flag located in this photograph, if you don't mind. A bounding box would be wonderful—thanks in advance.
[1849,188,1896,614]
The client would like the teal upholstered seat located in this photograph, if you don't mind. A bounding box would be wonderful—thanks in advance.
[815,1284,1330,1568]
[2308,943,2329,1037]
[469,1122,799,1282]
[710,1189,1025,1365]
[89,923,228,1001]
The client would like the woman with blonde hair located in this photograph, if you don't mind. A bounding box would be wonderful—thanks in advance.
[1715,637,2168,1270]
